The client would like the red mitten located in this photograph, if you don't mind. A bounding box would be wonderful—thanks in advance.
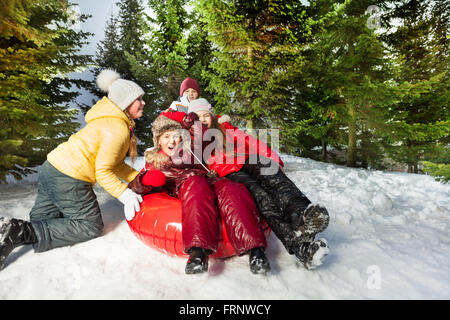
[142,169,166,187]
[181,112,200,130]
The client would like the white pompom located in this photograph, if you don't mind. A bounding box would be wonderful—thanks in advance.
[96,69,120,92]
[218,114,231,124]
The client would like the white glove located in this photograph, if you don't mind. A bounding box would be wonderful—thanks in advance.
[118,188,143,221]
[180,95,190,106]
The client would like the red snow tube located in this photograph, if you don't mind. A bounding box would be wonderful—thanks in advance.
[127,192,270,258]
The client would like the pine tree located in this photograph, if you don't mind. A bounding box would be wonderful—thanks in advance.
[141,0,215,105]
[0,0,56,46]
[145,0,190,102]
[0,0,93,182]
[184,13,215,103]
[91,0,212,151]
[83,12,121,113]
[288,0,396,168]
[118,0,156,151]
[117,0,147,81]
[383,0,449,173]
[194,0,313,130]
[279,0,347,161]
[422,161,450,183]
[334,0,395,168]
[122,0,191,151]
[90,0,155,151]
[126,0,214,150]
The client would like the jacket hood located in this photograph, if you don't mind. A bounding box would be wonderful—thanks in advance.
[85,97,130,125]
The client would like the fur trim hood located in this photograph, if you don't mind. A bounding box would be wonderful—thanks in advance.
[151,115,183,151]
[144,148,171,170]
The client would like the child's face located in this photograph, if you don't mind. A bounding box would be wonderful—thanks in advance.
[196,110,213,128]
[183,88,198,102]
[158,130,182,156]
[127,95,145,119]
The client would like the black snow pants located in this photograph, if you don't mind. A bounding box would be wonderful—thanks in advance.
[226,157,311,254]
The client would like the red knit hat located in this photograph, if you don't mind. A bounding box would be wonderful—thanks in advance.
[179,77,200,96]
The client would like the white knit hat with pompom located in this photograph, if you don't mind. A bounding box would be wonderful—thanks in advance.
[96,69,144,110]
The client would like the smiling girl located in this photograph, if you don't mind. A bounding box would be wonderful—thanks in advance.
[0,69,149,270]
[142,113,270,275]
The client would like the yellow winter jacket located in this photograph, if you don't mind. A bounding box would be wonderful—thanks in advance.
[47,97,139,198]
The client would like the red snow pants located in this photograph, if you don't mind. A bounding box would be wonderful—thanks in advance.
[178,175,267,255]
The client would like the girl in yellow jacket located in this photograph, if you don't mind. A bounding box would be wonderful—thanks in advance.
[0,70,148,270]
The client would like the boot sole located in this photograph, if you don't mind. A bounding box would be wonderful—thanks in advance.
[0,218,14,271]
[0,217,11,242]
[250,260,271,275]
[298,239,330,270]
[185,259,209,275]
[300,205,330,236]
[185,267,208,275]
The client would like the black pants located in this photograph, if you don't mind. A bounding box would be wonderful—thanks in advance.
[226,158,311,254]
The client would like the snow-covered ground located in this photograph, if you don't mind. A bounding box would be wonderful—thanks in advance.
[0,155,449,299]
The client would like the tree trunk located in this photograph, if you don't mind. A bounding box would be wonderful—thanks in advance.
[347,103,357,167]
[361,156,368,169]
[246,45,254,133]
[346,38,357,168]
[167,73,179,101]
[321,137,328,162]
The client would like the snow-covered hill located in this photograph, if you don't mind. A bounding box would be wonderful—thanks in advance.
[0,155,449,299]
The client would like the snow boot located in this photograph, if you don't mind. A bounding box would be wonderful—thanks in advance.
[185,247,209,275]
[292,204,330,241]
[295,238,329,270]
[0,217,37,270]
[249,247,271,275]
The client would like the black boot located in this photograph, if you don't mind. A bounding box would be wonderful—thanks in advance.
[0,217,37,270]
[185,247,209,274]
[294,238,329,270]
[249,247,271,275]
[292,204,330,242]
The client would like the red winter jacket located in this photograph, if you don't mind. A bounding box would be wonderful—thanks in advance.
[160,111,284,177]
[209,120,284,177]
